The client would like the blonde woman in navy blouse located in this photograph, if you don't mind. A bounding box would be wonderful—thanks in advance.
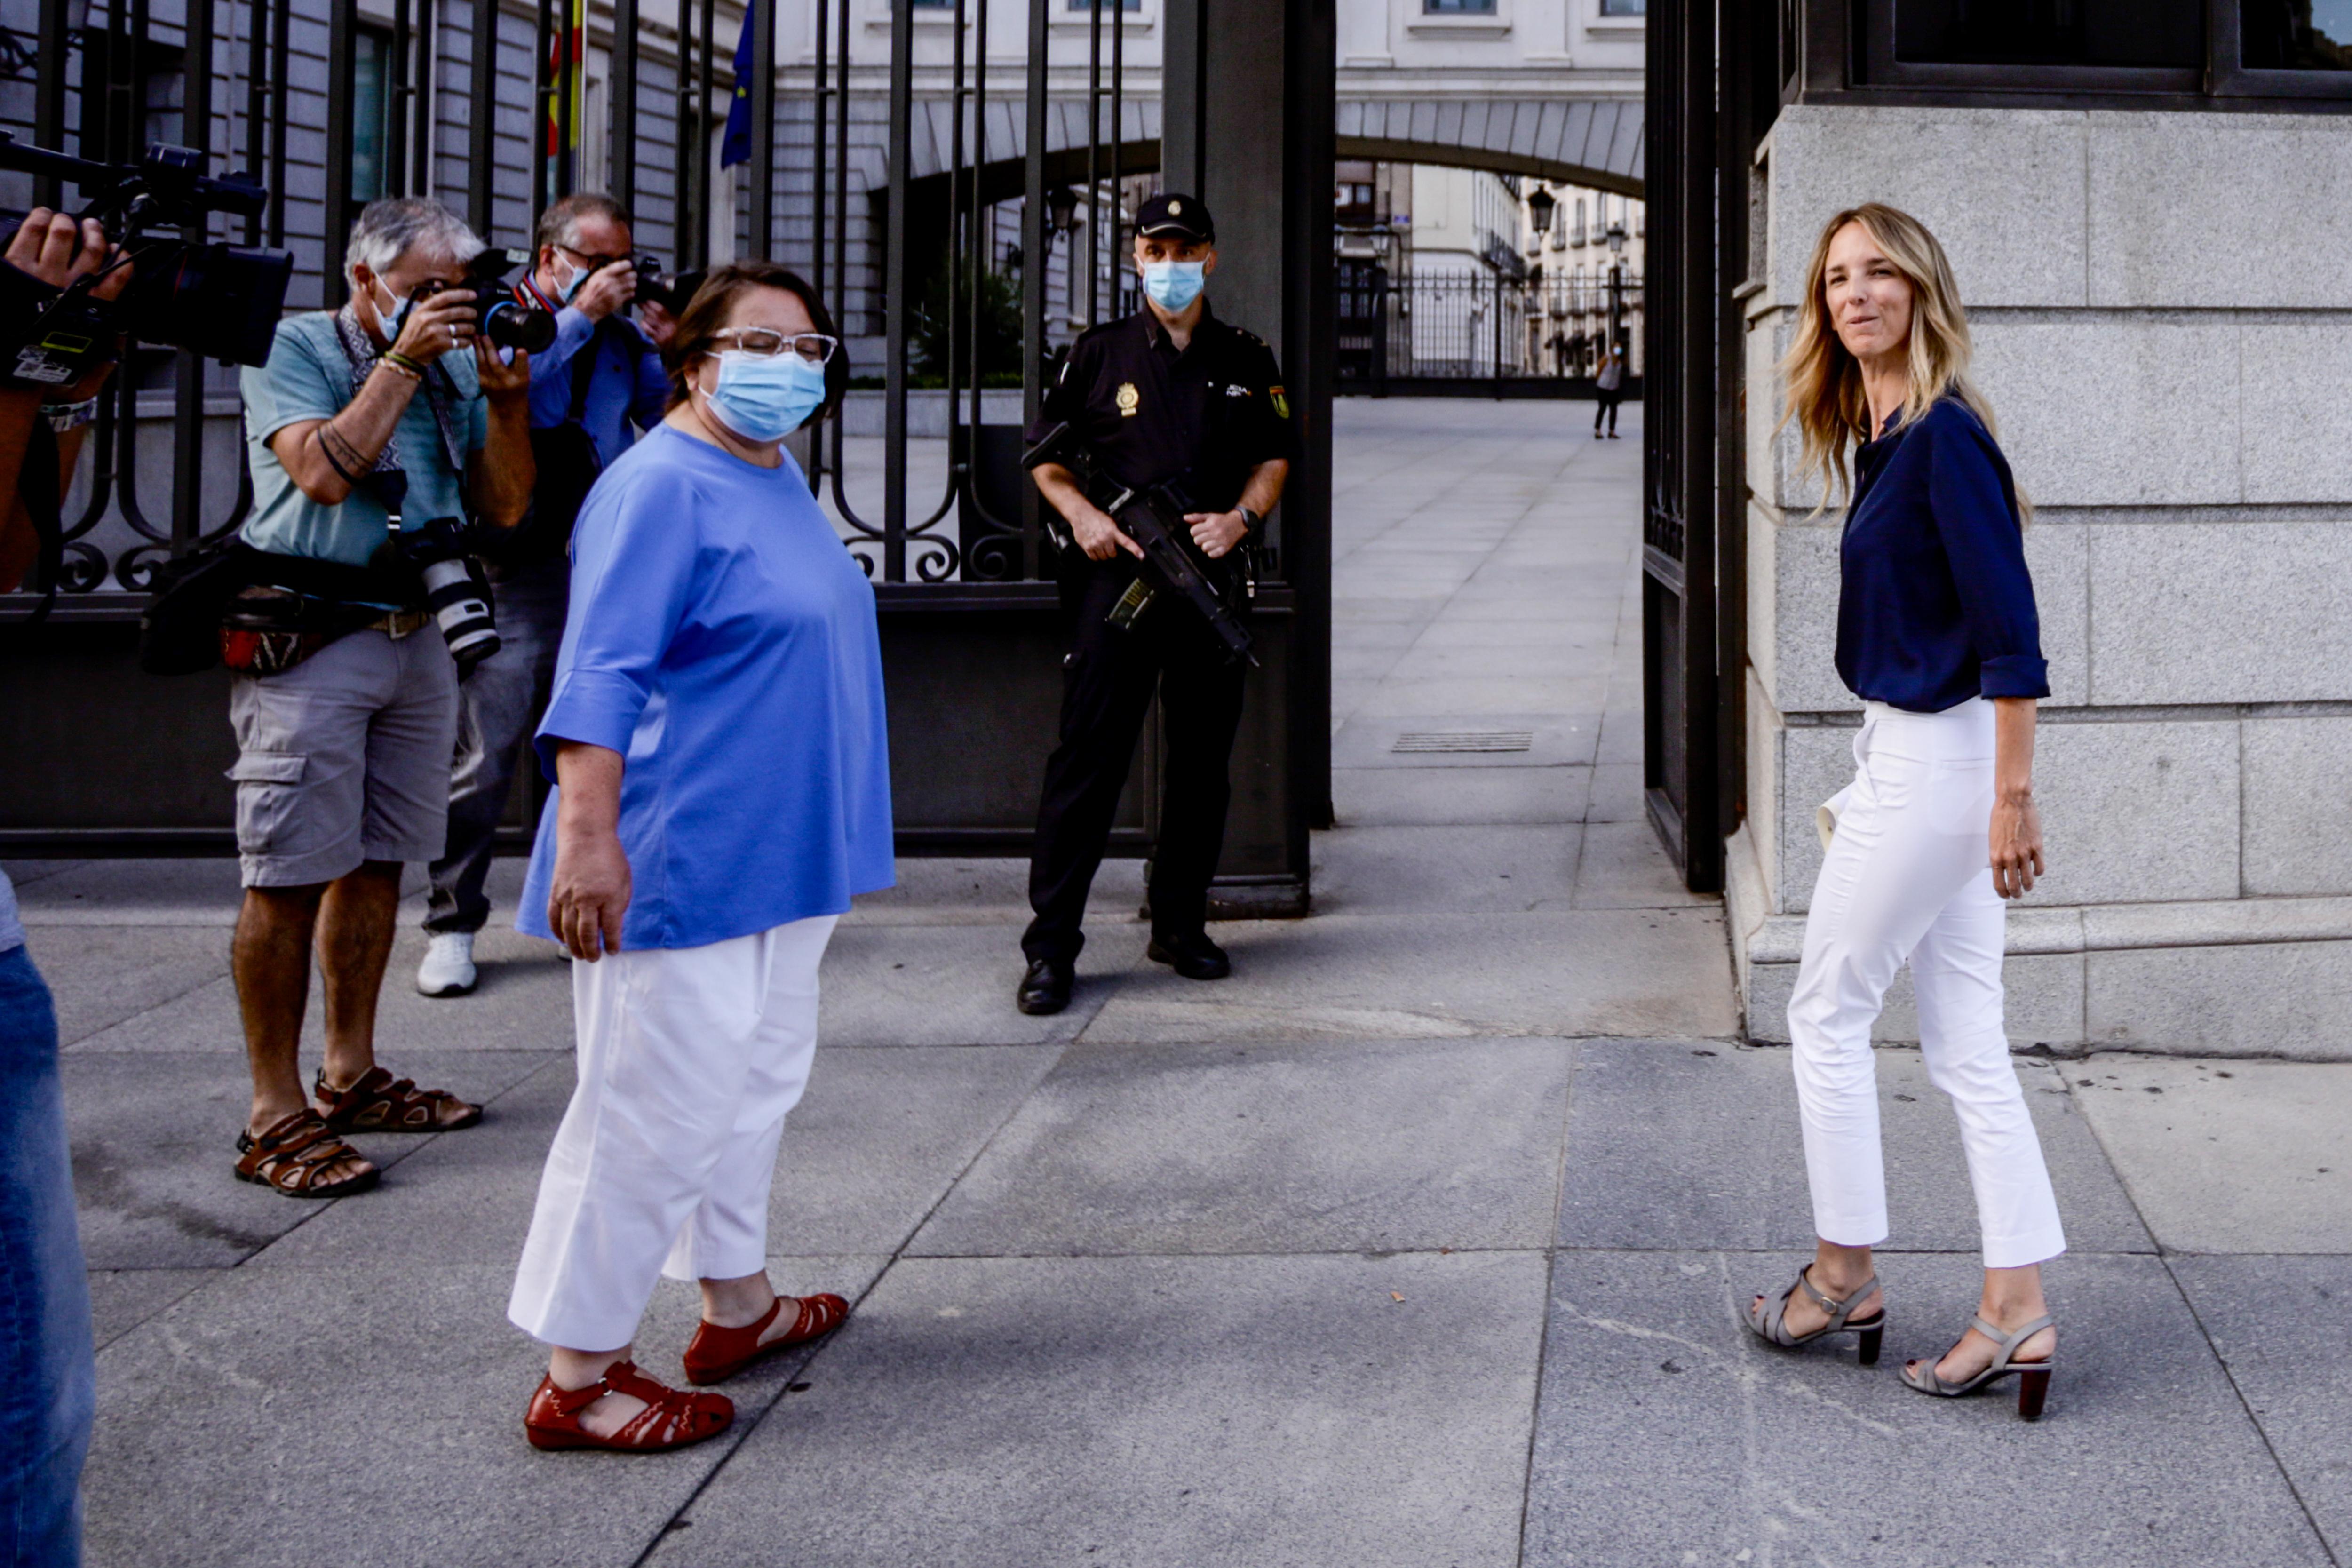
[1742,204,2062,1422]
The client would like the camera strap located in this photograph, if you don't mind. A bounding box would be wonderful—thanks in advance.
[18,414,63,623]
[329,305,468,481]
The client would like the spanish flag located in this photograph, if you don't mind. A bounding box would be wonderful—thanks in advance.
[544,0,586,158]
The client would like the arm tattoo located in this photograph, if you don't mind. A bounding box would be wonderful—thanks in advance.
[318,422,373,484]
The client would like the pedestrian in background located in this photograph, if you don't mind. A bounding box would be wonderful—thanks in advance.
[415,192,675,1000]
[0,207,129,1568]
[1593,342,1624,438]
[1743,202,2062,1422]
[507,261,891,1453]
[227,196,534,1199]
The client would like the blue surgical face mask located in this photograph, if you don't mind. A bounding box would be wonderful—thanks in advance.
[552,251,594,305]
[372,280,413,342]
[699,350,828,443]
[1140,259,1206,313]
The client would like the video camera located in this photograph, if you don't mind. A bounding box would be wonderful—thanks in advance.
[414,247,556,356]
[1022,421,1258,667]
[0,131,294,385]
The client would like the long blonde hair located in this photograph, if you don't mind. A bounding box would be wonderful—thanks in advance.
[1776,202,2025,522]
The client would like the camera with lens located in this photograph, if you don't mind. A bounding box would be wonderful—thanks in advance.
[0,131,294,386]
[411,247,557,357]
[387,515,501,676]
[627,255,703,315]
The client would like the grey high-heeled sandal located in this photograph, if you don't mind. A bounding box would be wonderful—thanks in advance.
[1745,1266,1884,1364]
[1900,1314,2055,1421]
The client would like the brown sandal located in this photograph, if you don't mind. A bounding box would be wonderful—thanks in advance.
[524,1361,734,1452]
[233,1110,379,1198]
[682,1292,851,1386]
[312,1065,482,1133]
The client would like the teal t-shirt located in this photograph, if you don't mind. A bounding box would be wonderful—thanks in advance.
[238,312,490,565]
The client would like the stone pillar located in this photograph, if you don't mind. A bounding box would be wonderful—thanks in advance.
[1731,105,2352,1059]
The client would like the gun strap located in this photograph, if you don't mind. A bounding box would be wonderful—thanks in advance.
[21,414,63,624]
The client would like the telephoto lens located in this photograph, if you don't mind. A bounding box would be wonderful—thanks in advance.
[460,247,557,355]
[395,517,501,676]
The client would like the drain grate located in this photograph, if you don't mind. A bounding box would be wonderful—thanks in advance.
[1391,730,1534,755]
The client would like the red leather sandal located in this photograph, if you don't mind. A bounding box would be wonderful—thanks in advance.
[681,1293,851,1386]
[524,1361,733,1453]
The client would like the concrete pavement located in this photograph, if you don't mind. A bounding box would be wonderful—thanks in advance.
[31,398,2352,1566]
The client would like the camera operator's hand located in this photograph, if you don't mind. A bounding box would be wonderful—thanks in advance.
[637,297,677,349]
[391,286,478,366]
[5,209,129,299]
[572,260,636,324]
[474,336,531,399]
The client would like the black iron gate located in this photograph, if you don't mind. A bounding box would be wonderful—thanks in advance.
[0,0,1333,913]
[1641,0,1771,893]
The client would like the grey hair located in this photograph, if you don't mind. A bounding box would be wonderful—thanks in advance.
[535,192,633,255]
[344,196,482,290]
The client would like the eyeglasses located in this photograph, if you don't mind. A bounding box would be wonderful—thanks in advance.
[711,327,840,365]
[558,244,631,272]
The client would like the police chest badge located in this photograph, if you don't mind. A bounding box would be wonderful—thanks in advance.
[1116,382,1141,417]
[1270,384,1290,419]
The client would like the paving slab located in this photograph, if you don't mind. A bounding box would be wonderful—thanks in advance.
[644,1251,1547,1568]
[2169,1254,2352,1559]
[84,1268,213,1352]
[2070,1054,2352,1252]
[1556,1041,2154,1254]
[1334,764,1591,827]
[64,925,574,1055]
[1311,823,1583,914]
[1523,1250,2333,1568]
[253,1045,1060,1266]
[819,921,1141,1046]
[1585,760,1646,822]
[24,925,231,1047]
[840,856,1146,927]
[1331,711,1601,771]
[11,858,247,923]
[1563,819,1720,910]
[910,1037,1572,1256]
[1081,910,1738,1043]
[83,1254,890,1568]
[63,1049,551,1269]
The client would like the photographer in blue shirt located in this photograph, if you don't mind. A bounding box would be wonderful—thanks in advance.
[417,193,673,997]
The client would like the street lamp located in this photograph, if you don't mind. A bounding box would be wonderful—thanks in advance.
[1605,220,1628,365]
[1526,186,1557,243]
[1046,185,1081,239]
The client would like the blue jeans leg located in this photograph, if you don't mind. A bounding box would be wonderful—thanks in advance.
[0,947,92,1568]
[425,559,569,934]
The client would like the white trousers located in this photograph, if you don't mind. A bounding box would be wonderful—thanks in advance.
[1787,699,2065,1271]
[507,915,838,1351]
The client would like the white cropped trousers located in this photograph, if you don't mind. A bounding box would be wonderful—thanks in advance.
[1787,699,2065,1271]
[508,915,838,1352]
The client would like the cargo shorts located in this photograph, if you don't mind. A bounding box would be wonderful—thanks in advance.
[226,624,460,888]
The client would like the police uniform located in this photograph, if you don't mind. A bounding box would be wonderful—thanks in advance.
[1021,195,1290,983]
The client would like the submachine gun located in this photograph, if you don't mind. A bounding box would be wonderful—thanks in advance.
[1021,421,1257,667]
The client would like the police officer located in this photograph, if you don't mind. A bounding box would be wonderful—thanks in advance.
[1017,193,1291,1016]
[415,192,674,997]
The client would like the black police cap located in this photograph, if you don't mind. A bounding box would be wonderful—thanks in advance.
[1135,192,1214,243]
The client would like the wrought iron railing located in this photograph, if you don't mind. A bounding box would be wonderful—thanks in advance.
[1333,263,1644,388]
[5,0,1147,600]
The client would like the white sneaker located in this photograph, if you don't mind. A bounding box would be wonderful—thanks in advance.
[416,931,478,997]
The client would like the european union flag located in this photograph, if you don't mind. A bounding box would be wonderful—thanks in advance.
[720,0,755,168]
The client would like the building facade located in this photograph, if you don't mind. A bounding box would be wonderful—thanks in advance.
[1654,2,2352,1057]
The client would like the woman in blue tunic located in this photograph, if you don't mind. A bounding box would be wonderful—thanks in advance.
[506,262,894,1453]
[1741,205,2063,1422]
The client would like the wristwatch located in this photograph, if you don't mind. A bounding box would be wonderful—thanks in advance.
[1236,506,1262,534]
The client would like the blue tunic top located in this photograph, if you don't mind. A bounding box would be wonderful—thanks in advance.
[518,423,895,951]
[1837,398,2050,714]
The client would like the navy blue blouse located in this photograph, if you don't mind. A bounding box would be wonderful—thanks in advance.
[1836,398,2049,714]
